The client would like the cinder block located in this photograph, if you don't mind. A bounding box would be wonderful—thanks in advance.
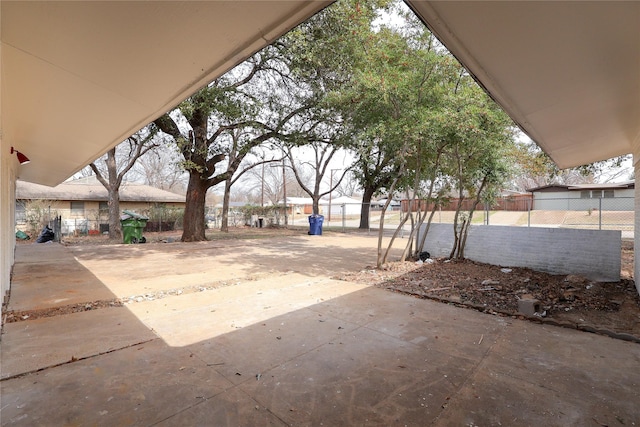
[518,298,541,317]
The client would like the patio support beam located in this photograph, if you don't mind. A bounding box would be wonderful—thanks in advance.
[633,156,640,294]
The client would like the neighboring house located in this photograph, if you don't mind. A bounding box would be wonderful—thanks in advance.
[287,197,363,217]
[16,176,185,234]
[324,196,362,217]
[285,197,316,215]
[528,182,634,211]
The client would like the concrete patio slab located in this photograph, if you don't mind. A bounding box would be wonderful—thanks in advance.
[125,274,368,347]
[7,244,116,312]
[1,307,156,380]
[67,235,387,298]
[435,321,640,426]
[237,320,477,426]
[1,339,235,426]
[153,387,288,427]
[2,233,639,426]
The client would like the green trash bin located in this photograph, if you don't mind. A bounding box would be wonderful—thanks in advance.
[120,210,149,244]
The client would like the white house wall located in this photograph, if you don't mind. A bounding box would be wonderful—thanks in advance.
[1,135,18,302]
[0,32,15,301]
[532,193,571,211]
[635,158,640,294]
[534,190,634,211]
[327,203,361,217]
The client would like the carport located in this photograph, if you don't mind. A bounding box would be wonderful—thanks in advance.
[1,1,640,424]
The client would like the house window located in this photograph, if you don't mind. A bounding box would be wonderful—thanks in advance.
[98,201,109,220]
[581,189,613,199]
[71,201,85,216]
[15,202,26,223]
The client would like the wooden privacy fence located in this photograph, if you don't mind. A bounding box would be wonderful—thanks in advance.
[401,194,533,212]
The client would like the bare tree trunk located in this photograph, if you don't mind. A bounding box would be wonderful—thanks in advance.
[221,178,232,233]
[400,209,416,261]
[182,172,208,242]
[457,176,488,259]
[449,196,465,259]
[417,204,439,255]
[93,148,124,242]
[449,146,465,259]
[383,207,412,265]
[376,177,400,268]
[106,150,123,242]
[458,218,470,259]
[90,130,159,242]
[108,189,122,242]
[359,186,375,229]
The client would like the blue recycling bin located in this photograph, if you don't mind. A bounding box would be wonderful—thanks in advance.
[308,214,324,235]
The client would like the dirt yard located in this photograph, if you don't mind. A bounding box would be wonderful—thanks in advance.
[342,239,640,340]
[11,229,640,341]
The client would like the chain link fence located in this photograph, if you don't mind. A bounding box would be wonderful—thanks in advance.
[16,207,186,237]
[16,197,634,238]
[308,198,634,237]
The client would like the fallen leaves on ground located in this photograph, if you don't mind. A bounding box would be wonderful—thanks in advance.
[340,256,640,340]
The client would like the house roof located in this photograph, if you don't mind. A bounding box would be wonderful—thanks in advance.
[406,1,640,169]
[327,196,362,204]
[214,201,249,209]
[16,179,185,204]
[285,197,314,205]
[528,182,635,193]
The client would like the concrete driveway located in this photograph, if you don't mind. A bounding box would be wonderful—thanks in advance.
[1,232,639,426]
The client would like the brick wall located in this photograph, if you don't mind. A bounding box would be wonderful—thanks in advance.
[419,223,621,282]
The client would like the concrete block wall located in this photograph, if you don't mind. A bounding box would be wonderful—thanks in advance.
[419,223,621,282]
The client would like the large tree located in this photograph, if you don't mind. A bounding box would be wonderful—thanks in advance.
[154,48,309,241]
[131,142,187,194]
[279,0,395,214]
[441,77,515,259]
[217,129,285,231]
[287,140,351,216]
[319,5,518,263]
[89,126,160,241]
[288,1,452,231]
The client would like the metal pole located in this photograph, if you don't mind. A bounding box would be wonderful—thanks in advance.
[528,197,531,227]
[282,158,288,227]
[327,169,340,223]
[261,163,264,207]
[328,172,333,222]
[599,197,602,230]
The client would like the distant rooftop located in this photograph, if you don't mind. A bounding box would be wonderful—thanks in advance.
[17,178,185,203]
[527,182,635,193]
